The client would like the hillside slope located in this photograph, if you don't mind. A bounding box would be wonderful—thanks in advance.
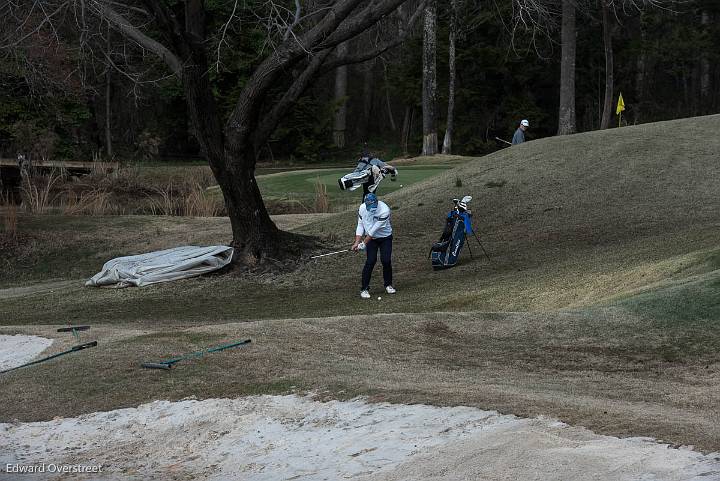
[294,114,720,314]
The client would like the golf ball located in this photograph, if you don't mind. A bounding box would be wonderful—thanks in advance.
[378,296,382,300]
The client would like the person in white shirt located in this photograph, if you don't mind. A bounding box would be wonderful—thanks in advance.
[352,193,396,299]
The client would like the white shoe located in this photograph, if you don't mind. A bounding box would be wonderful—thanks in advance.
[360,290,371,299]
[385,286,396,294]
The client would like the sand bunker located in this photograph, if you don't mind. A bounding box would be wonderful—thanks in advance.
[1,395,718,480]
[0,334,53,371]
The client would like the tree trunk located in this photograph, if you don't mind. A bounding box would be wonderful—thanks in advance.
[557,0,577,135]
[181,9,281,261]
[600,0,614,130]
[635,14,646,122]
[359,60,375,141]
[333,42,349,148]
[442,0,458,155]
[383,63,397,132]
[401,105,412,155]
[185,82,281,261]
[700,10,711,111]
[105,26,113,158]
[422,0,438,155]
[105,72,113,158]
[215,157,281,260]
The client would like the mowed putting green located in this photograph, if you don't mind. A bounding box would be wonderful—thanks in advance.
[257,165,453,206]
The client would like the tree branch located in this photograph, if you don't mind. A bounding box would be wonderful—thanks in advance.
[92,1,183,77]
[252,48,334,152]
[225,0,412,151]
[320,0,426,74]
[317,0,414,50]
[0,2,67,49]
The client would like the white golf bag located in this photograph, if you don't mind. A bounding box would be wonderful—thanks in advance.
[338,158,397,193]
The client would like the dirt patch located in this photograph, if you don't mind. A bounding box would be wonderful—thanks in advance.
[2,395,717,481]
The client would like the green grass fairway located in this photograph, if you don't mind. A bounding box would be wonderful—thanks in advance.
[257,165,453,209]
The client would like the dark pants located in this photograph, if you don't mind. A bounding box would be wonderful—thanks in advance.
[362,235,393,290]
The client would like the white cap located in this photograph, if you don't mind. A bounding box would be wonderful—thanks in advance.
[521,119,529,127]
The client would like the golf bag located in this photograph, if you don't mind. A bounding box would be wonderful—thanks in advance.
[430,196,489,270]
[338,155,397,193]
[430,211,470,269]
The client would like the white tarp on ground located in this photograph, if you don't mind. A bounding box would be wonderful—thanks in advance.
[85,246,233,288]
[1,395,719,481]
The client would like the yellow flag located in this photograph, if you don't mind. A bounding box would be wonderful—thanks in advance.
[616,93,625,115]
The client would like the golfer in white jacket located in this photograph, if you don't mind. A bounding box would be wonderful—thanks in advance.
[352,193,396,299]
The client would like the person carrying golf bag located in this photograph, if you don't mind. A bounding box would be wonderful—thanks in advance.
[430,196,489,269]
[352,193,396,299]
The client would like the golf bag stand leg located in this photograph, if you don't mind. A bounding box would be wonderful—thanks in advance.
[465,233,474,259]
[472,230,491,262]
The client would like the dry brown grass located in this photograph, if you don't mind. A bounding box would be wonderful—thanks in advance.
[313,176,330,213]
[148,184,176,215]
[181,182,223,217]
[20,170,64,214]
[1,194,18,239]
[45,166,225,217]
[62,189,114,216]
[147,180,223,217]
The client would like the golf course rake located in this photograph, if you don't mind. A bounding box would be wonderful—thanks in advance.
[1,325,97,375]
[141,339,252,370]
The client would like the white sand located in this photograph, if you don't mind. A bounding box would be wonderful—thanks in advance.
[1,395,718,481]
[0,334,53,371]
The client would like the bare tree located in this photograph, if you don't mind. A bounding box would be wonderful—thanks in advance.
[104,23,113,158]
[1,0,426,263]
[558,0,577,135]
[699,9,711,111]
[599,0,615,129]
[422,0,438,155]
[360,59,376,141]
[333,42,349,148]
[442,0,460,155]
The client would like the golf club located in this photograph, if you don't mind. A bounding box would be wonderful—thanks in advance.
[495,137,512,145]
[310,249,351,259]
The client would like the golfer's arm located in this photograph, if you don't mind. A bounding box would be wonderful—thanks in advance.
[356,212,365,238]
